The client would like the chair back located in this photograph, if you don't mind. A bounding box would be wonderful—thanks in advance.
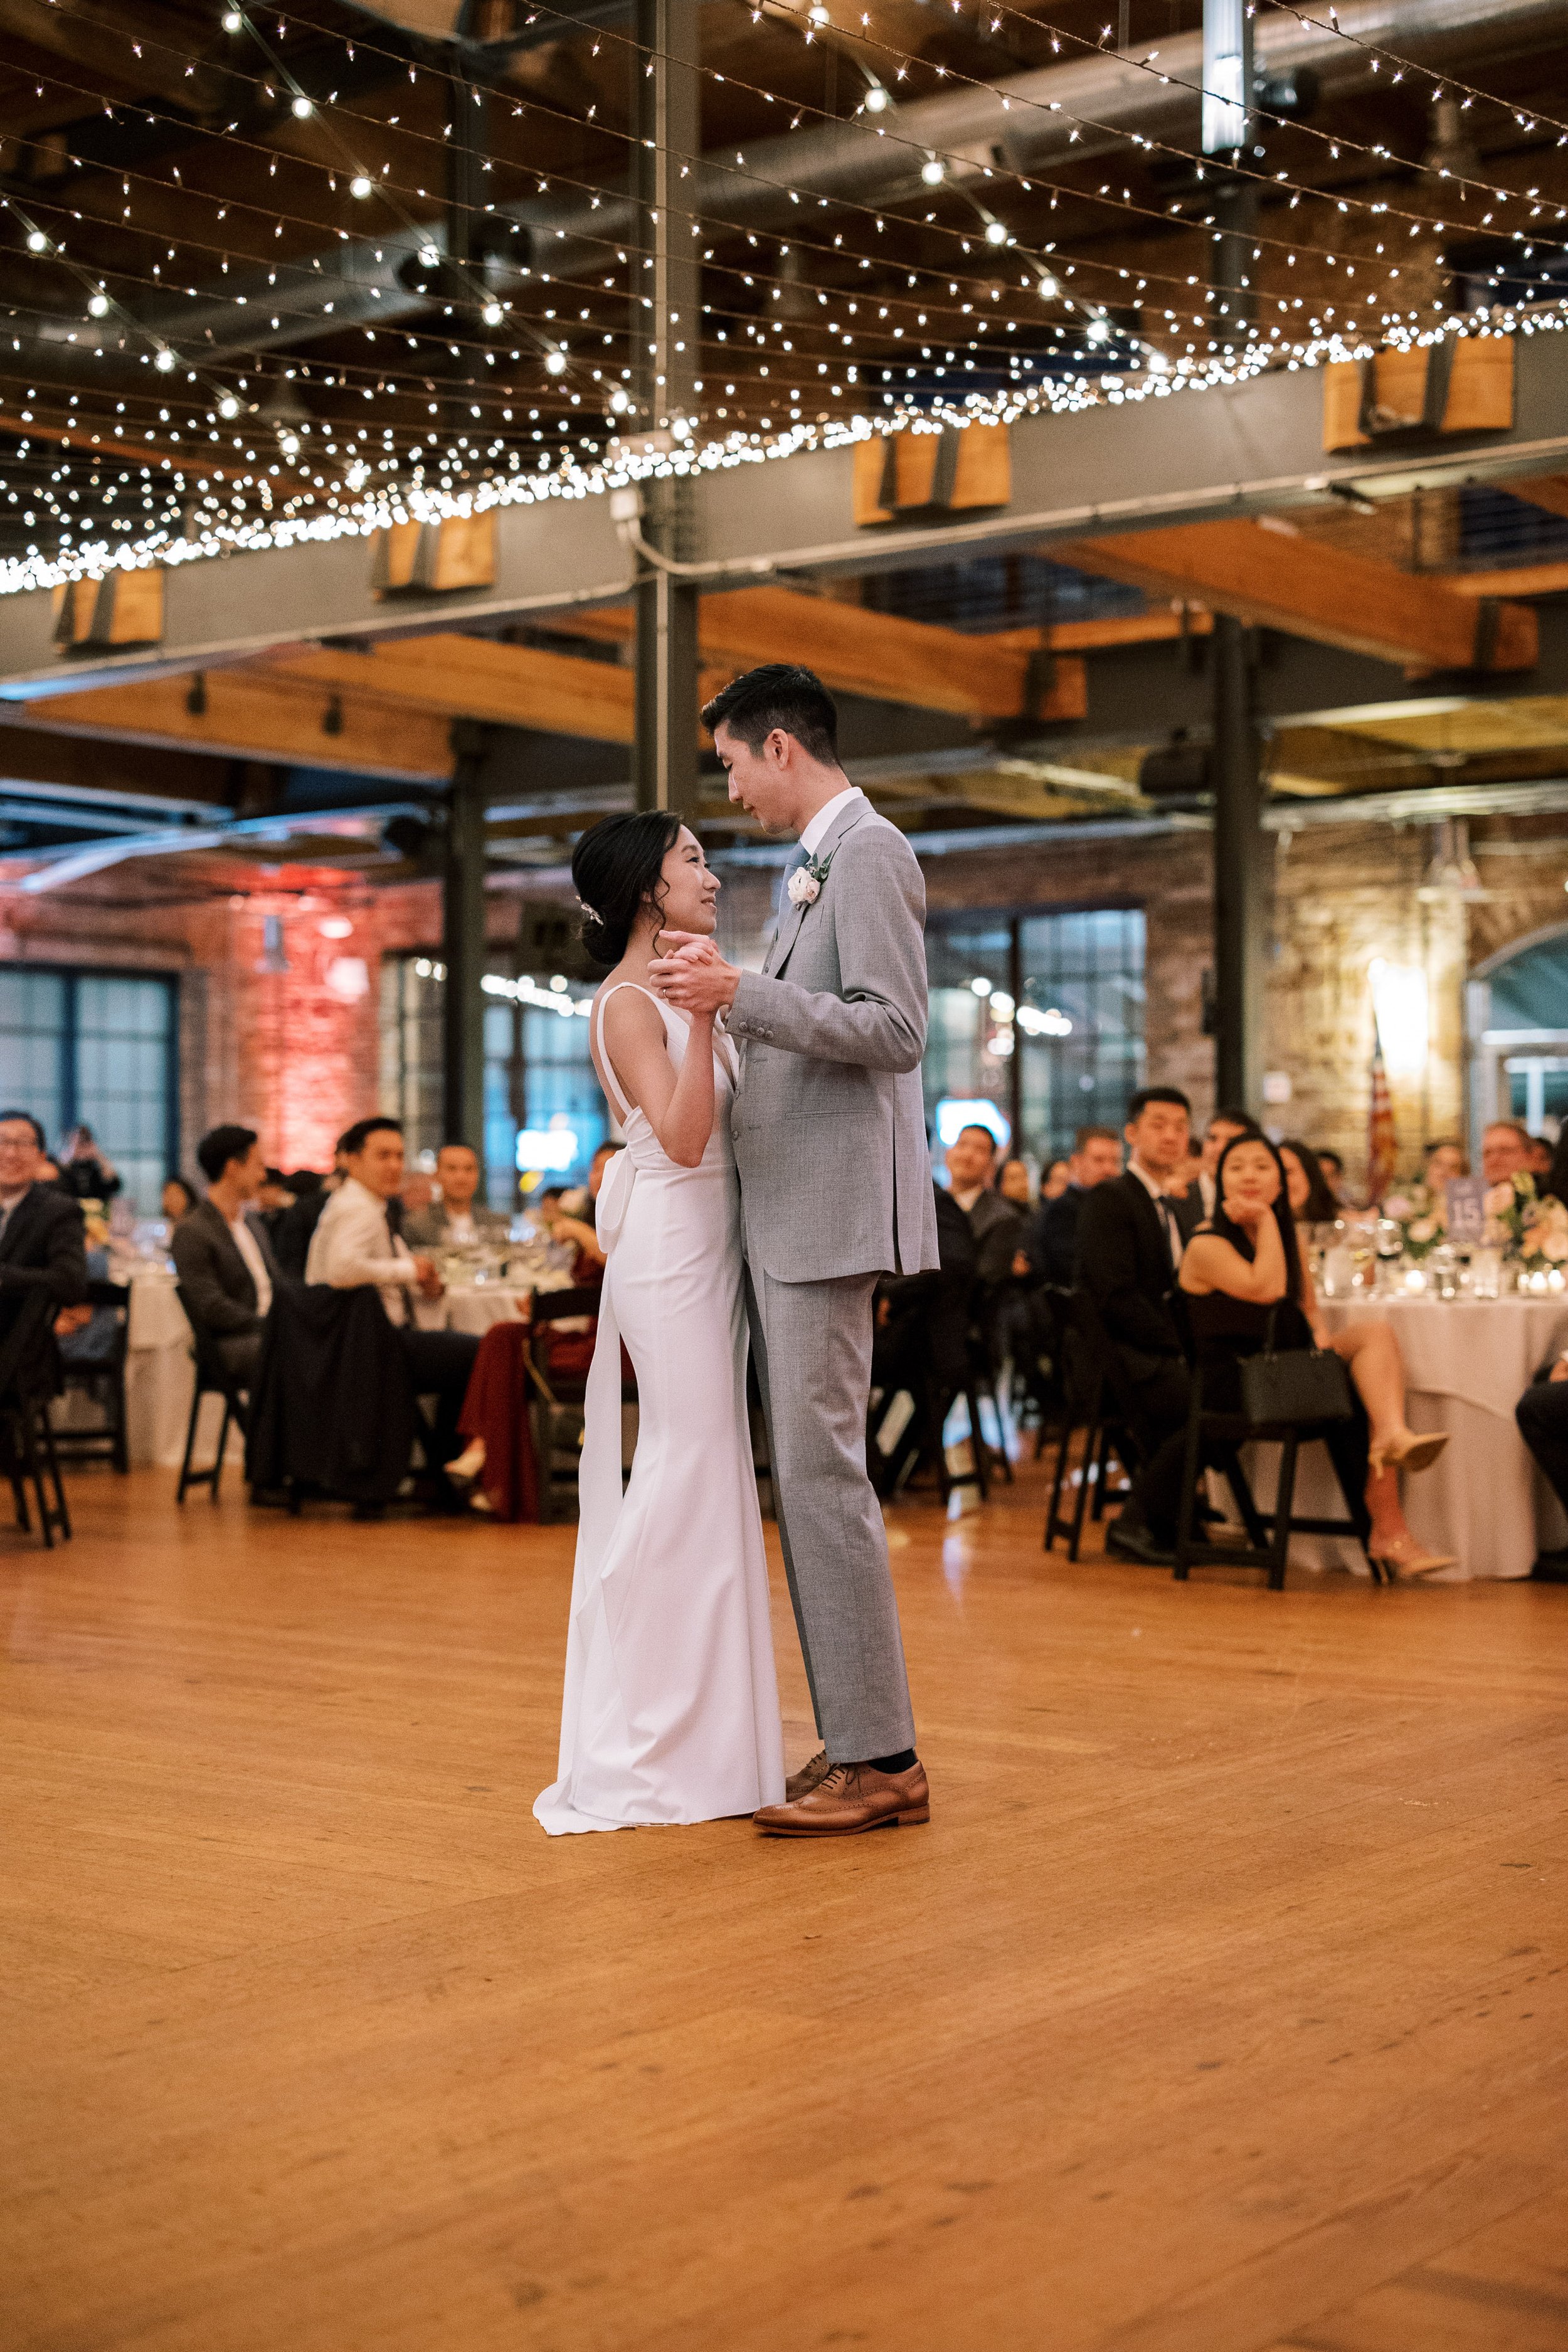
[0,1288,58,1402]
[244,1279,416,1503]
[175,1281,243,1394]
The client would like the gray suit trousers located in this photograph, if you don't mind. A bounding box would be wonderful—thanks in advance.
[744,1264,916,1762]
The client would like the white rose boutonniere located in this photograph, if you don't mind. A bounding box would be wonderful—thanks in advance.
[787,849,834,907]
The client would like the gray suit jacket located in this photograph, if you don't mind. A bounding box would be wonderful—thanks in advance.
[727,796,940,1285]
[171,1197,276,1341]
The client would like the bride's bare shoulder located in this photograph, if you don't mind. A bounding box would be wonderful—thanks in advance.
[597,977,664,1041]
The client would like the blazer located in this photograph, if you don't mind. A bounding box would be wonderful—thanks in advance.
[726,797,940,1285]
[403,1200,510,1248]
[1074,1171,1197,1376]
[0,1182,88,1319]
[171,1197,276,1342]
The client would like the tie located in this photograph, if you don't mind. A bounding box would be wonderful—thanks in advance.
[1156,1195,1181,1271]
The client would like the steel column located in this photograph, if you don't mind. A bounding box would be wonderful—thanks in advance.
[1212,614,1265,1111]
[632,0,701,819]
[442,720,490,1148]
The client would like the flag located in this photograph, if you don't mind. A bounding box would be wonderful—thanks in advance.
[1367,1017,1398,1205]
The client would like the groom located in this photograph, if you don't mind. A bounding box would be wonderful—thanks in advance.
[650,664,939,1838]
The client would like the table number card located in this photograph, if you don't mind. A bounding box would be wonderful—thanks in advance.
[1446,1178,1487,1243]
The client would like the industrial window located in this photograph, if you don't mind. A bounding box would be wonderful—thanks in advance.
[0,965,178,1214]
[924,909,1146,1170]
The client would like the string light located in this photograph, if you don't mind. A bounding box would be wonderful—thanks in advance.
[0,0,1562,595]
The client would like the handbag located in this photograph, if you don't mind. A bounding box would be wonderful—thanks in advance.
[1238,1308,1354,1429]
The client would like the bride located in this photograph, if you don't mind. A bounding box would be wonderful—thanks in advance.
[533,812,785,1834]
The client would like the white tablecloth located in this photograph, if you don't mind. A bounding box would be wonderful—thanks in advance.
[411,1281,552,1335]
[1250,1295,1568,1581]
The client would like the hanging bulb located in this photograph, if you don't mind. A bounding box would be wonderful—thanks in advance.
[1038,273,1059,299]
[482,300,504,326]
[1086,317,1111,343]
[418,243,439,268]
[278,429,301,457]
[291,95,314,119]
[864,84,890,114]
[154,347,177,371]
[349,174,373,199]
[984,219,1009,246]
[222,8,243,27]
[921,157,945,186]
[608,387,630,414]
[25,229,47,253]
[544,347,568,375]
[218,394,241,419]
[87,291,109,317]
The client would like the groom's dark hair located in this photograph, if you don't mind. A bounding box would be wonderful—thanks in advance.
[702,664,838,765]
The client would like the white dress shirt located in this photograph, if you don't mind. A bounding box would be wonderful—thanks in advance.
[799,784,864,857]
[1198,1168,1217,1221]
[306,1175,418,1325]
[230,1212,272,1317]
[1129,1157,1184,1271]
[442,1207,476,1244]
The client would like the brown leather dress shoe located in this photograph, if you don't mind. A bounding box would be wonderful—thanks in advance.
[785,1748,831,1804]
[754,1759,930,1837]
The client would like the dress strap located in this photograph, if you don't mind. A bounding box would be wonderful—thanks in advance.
[593,981,675,1121]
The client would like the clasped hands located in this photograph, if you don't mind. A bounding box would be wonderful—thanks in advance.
[648,931,740,1019]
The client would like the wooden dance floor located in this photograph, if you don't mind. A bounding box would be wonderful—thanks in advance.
[4,1465,1566,2352]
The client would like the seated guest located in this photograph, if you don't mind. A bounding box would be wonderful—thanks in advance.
[1196,1104,1262,1219]
[1481,1120,1530,1187]
[0,1110,88,1360]
[56,1123,122,1204]
[1316,1146,1348,1206]
[161,1174,199,1226]
[1516,1352,1568,1581]
[1023,1125,1121,1288]
[1076,1085,1203,1563]
[873,1178,975,1422]
[400,1168,437,1226]
[1423,1138,1469,1189]
[306,1116,480,1502]
[1179,1134,1452,1576]
[1278,1138,1340,1226]
[945,1123,1025,1291]
[171,1125,276,1389]
[403,1142,510,1249]
[996,1155,1033,1209]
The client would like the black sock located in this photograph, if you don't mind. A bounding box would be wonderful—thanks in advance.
[867,1749,917,1774]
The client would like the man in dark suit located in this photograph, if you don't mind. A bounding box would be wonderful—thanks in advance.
[171,1123,278,1387]
[1074,1085,1202,1563]
[0,1110,88,1369]
[1024,1124,1124,1286]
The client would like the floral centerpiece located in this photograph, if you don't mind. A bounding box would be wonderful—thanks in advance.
[1484,1172,1568,1271]
[1379,1182,1447,1261]
[78,1196,112,1248]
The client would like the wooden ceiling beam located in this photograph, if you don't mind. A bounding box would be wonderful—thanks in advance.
[1057,521,1538,674]
[17,670,454,780]
[559,588,1088,723]
[262,636,736,745]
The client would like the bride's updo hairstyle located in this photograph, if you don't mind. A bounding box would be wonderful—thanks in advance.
[572,809,683,967]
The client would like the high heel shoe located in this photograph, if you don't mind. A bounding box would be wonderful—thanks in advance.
[1368,1429,1449,1477]
[1369,1534,1457,1579]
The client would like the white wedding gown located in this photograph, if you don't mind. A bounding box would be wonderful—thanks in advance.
[533,982,785,1834]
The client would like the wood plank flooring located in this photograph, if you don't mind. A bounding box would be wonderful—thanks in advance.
[2,1463,1565,2352]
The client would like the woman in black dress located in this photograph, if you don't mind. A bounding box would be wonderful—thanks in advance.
[1179,1134,1453,1577]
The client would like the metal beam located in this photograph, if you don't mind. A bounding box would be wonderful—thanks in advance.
[442,721,490,1147]
[632,0,701,820]
[1212,615,1265,1113]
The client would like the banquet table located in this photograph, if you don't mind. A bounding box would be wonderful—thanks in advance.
[411,1273,575,1335]
[1246,1293,1568,1581]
